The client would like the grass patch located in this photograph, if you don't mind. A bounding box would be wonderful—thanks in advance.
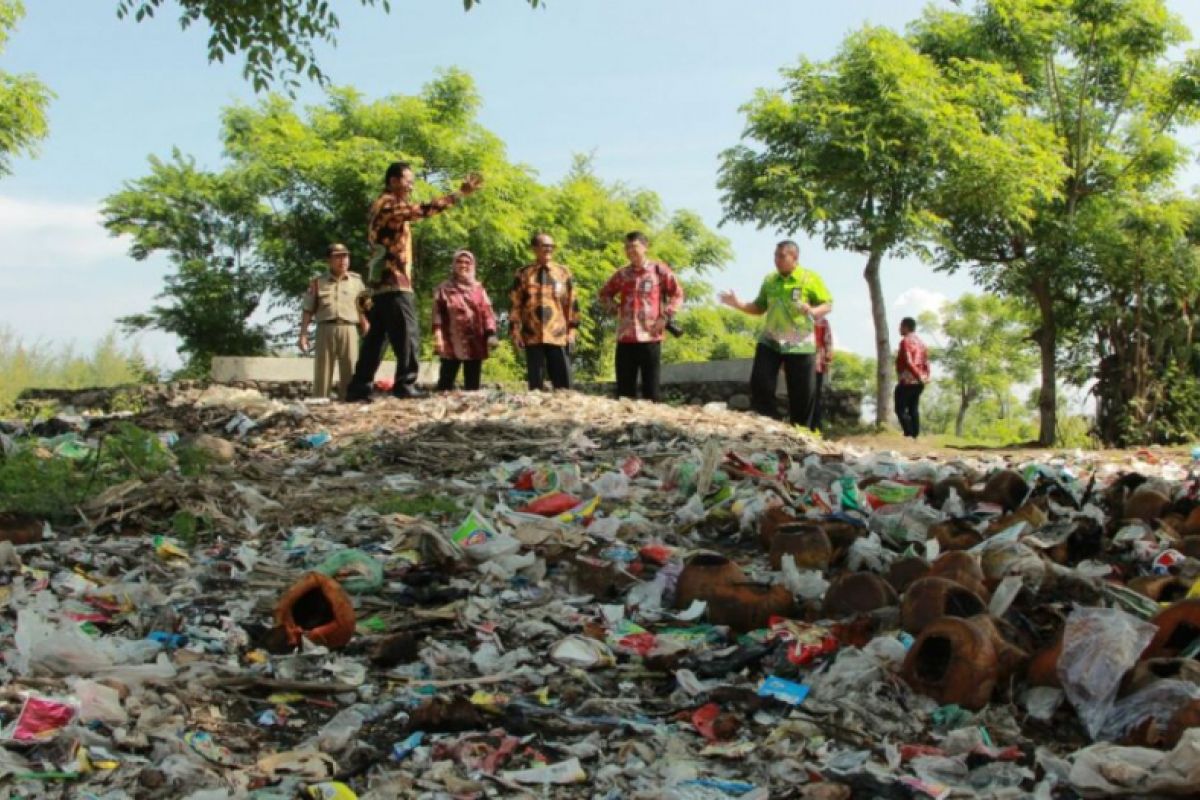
[0,423,190,521]
[372,492,461,518]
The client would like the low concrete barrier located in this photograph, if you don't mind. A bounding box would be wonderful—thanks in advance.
[211,356,439,384]
[211,356,748,387]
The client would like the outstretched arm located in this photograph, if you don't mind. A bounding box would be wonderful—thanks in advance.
[718,290,763,316]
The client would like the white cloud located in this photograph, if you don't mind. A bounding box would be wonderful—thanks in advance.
[893,287,949,318]
[2,194,182,370]
[0,195,129,270]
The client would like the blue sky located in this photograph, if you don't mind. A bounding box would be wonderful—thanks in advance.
[4,0,1200,371]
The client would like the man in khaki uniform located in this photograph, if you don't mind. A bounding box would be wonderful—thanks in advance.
[299,243,369,400]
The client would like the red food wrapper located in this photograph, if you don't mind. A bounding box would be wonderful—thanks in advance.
[615,631,657,657]
[768,619,840,665]
[691,702,721,741]
[9,696,77,742]
[638,543,676,565]
[900,743,944,762]
[519,492,580,517]
[373,378,395,392]
[621,456,643,478]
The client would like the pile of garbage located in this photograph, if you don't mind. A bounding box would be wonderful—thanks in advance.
[1,386,1199,798]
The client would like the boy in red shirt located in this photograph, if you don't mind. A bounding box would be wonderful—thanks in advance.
[895,316,930,438]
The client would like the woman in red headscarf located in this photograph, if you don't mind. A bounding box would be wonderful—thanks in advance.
[432,249,498,391]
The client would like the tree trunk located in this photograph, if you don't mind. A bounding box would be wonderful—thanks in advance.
[955,387,971,438]
[1032,276,1057,446]
[864,248,892,428]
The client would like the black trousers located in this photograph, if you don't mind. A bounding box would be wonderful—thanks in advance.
[615,342,661,401]
[809,370,826,432]
[437,359,482,391]
[895,383,925,438]
[750,343,814,425]
[525,344,571,390]
[347,291,419,400]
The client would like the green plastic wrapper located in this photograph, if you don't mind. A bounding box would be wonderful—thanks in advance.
[316,549,384,594]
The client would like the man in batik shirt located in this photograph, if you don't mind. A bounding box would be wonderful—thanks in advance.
[598,231,684,402]
[719,240,832,426]
[509,232,580,390]
[895,316,931,438]
[345,161,482,401]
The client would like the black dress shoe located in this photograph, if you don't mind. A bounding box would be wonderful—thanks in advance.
[393,386,426,399]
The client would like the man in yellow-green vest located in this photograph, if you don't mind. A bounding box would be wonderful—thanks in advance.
[719,240,832,426]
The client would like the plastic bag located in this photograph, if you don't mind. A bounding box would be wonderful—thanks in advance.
[1098,679,1200,743]
[1069,729,1200,795]
[14,608,115,676]
[97,653,177,689]
[1058,607,1157,739]
[550,636,615,670]
[315,706,366,753]
[810,637,906,701]
[845,532,890,573]
[626,572,668,614]
[69,678,128,726]
[590,471,630,499]
[780,555,829,600]
[316,549,384,594]
[463,533,521,563]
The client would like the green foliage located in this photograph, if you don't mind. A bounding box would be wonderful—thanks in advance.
[102,151,271,375]
[107,74,733,380]
[115,0,541,93]
[660,306,758,368]
[827,350,876,415]
[170,509,209,546]
[373,492,460,519]
[1068,192,1200,444]
[914,0,1200,445]
[174,442,214,477]
[102,422,174,479]
[0,0,52,177]
[719,25,1061,426]
[928,294,1038,436]
[0,327,156,412]
[0,423,181,520]
[923,384,1038,446]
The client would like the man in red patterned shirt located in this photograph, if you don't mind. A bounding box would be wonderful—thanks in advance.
[598,231,684,402]
[895,316,931,438]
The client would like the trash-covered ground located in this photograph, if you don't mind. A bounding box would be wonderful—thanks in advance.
[1,387,1200,799]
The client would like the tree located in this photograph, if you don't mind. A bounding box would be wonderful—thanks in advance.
[828,350,877,421]
[0,0,51,177]
[928,294,1037,437]
[719,26,1061,428]
[103,73,734,379]
[102,151,272,374]
[115,0,542,93]
[912,0,1200,444]
[1068,192,1200,444]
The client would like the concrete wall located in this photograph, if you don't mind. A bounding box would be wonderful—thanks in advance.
[211,356,751,387]
[211,356,439,384]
